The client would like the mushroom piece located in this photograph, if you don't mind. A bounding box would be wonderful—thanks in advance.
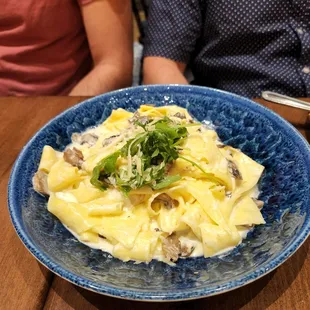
[102,135,120,147]
[72,133,98,147]
[129,112,149,125]
[63,147,84,168]
[128,111,140,123]
[227,160,243,180]
[153,193,178,209]
[33,170,49,196]
[80,133,98,146]
[180,245,195,258]
[162,234,181,262]
[252,198,264,209]
[174,112,186,119]
[71,133,81,144]
[137,116,149,125]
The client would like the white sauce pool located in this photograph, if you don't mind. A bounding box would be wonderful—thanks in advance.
[65,224,251,264]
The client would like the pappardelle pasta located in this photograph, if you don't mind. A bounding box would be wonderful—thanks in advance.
[33,105,265,264]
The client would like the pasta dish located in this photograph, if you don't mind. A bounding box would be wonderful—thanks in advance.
[33,105,265,264]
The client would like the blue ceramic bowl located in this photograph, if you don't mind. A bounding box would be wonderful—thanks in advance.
[8,85,310,301]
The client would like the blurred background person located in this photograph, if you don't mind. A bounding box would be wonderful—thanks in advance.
[143,0,310,98]
[0,0,133,96]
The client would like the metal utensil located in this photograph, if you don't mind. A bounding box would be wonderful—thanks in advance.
[262,91,310,112]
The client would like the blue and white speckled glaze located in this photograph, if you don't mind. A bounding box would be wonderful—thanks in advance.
[8,85,310,301]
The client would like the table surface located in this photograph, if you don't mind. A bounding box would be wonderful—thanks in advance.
[0,96,309,310]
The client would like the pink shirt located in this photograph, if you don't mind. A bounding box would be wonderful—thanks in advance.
[0,0,92,96]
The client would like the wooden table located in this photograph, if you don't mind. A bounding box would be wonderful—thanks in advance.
[1,97,309,310]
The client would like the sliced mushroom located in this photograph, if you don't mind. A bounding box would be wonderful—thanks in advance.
[138,116,149,125]
[252,198,264,209]
[129,111,139,123]
[153,193,178,209]
[71,133,81,144]
[71,133,98,147]
[174,112,186,119]
[63,147,84,168]
[180,245,195,257]
[162,234,181,262]
[80,133,98,146]
[129,112,149,125]
[33,170,49,196]
[102,135,120,147]
[228,160,243,180]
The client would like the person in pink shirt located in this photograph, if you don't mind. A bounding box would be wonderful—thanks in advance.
[0,0,133,96]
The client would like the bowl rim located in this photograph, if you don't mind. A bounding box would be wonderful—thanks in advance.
[7,85,310,301]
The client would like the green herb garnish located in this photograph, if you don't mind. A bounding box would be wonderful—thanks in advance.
[90,116,205,193]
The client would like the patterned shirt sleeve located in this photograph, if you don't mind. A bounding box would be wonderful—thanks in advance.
[143,0,203,64]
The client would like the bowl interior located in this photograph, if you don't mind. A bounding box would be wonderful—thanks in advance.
[9,85,310,300]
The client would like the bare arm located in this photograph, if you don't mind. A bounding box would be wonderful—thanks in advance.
[70,0,133,96]
[143,56,188,85]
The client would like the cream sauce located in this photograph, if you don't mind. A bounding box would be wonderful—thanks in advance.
[66,222,251,264]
